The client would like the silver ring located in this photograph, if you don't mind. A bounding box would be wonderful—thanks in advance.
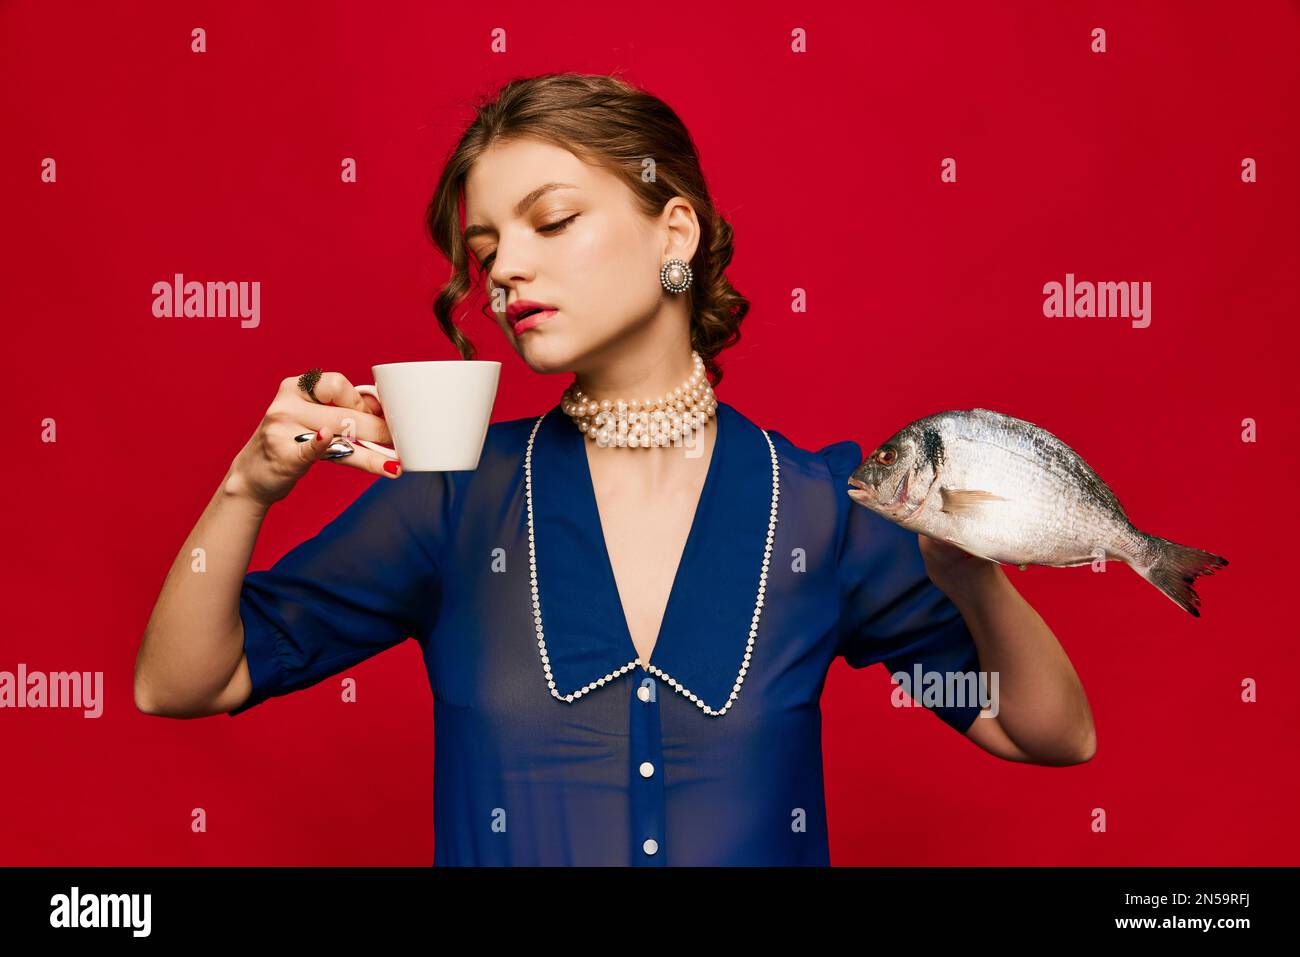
[293,431,355,459]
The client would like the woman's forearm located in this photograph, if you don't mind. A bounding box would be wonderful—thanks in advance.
[134,468,269,715]
[949,565,1096,763]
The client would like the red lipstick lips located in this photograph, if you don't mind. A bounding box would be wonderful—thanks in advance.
[507,300,558,334]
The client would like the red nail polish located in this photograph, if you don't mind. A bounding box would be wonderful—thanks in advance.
[384,461,400,475]
[316,427,326,441]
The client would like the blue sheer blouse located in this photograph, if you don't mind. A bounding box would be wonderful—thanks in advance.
[228,400,983,865]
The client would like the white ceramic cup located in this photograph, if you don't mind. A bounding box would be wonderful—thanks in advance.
[349,360,500,471]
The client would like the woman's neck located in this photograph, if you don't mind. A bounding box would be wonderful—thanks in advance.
[572,349,699,408]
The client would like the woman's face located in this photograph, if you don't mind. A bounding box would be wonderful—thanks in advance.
[463,137,695,375]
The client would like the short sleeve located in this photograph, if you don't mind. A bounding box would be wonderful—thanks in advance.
[228,470,450,717]
[821,440,984,733]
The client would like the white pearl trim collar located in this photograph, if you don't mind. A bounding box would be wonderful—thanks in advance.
[523,410,781,716]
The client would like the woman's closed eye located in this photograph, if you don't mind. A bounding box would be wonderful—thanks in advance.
[478,213,579,273]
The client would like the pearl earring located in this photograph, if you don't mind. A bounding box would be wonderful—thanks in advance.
[660,258,693,294]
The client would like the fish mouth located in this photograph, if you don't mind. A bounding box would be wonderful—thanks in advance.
[847,470,937,523]
[847,474,877,507]
[847,471,915,516]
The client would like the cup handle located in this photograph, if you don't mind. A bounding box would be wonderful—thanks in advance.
[352,384,400,460]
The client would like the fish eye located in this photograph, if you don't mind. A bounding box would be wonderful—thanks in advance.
[874,447,897,466]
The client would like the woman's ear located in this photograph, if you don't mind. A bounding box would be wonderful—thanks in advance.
[660,197,700,263]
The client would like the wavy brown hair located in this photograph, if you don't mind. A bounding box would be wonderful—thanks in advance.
[424,72,748,387]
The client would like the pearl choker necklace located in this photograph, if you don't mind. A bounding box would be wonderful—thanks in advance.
[561,350,718,448]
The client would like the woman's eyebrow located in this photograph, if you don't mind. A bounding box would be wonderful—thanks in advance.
[464,182,578,241]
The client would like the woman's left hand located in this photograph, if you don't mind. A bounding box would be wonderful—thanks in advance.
[917,533,1002,604]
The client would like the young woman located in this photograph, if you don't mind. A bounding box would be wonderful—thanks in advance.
[135,72,1094,866]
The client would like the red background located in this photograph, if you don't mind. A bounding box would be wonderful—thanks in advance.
[2,1,1296,865]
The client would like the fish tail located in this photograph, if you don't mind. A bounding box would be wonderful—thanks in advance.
[1134,536,1229,617]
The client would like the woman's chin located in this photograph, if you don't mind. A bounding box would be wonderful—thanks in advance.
[516,336,580,375]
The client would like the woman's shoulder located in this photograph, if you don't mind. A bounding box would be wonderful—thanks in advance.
[729,406,875,566]
[484,411,544,446]
[439,413,537,483]
[727,403,863,484]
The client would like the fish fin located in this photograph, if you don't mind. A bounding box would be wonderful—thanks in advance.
[1134,537,1229,617]
[939,487,1009,515]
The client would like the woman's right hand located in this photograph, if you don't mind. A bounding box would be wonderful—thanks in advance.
[225,372,401,507]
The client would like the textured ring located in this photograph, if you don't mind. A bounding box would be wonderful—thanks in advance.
[297,368,325,403]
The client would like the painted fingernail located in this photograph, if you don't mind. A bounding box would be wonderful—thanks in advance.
[383,461,400,475]
[316,427,327,441]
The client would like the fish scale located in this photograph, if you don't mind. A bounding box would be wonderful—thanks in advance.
[939,415,1124,563]
[847,408,1227,616]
